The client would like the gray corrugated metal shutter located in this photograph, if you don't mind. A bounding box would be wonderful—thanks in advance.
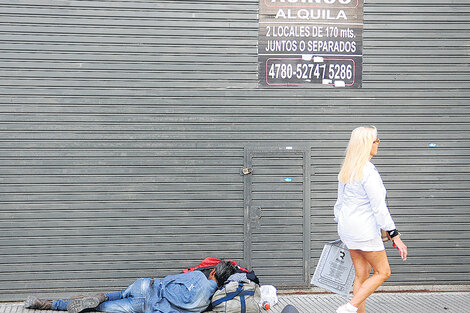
[0,0,469,301]
[244,147,311,286]
[310,0,470,287]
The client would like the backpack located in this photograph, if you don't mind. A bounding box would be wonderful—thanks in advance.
[183,257,250,274]
[208,281,261,313]
[184,257,260,285]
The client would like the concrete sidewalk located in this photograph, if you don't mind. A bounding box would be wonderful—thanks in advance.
[273,292,469,313]
[2,291,469,313]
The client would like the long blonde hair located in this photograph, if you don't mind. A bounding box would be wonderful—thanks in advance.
[338,126,377,183]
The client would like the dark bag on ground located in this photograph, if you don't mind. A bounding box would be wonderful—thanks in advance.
[207,281,261,313]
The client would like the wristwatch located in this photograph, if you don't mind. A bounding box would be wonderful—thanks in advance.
[387,229,401,240]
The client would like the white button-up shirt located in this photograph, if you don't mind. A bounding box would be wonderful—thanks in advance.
[334,161,396,242]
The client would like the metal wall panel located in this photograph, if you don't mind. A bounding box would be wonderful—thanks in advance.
[243,148,311,287]
[0,0,468,300]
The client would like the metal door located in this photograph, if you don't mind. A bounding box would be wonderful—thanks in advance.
[243,147,311,286]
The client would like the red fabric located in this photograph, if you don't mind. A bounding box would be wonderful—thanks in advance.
[183,257,249,273]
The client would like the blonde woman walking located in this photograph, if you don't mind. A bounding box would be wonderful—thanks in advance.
[334,126,407,313]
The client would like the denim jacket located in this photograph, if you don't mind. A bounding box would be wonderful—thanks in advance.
[146,271,217,313]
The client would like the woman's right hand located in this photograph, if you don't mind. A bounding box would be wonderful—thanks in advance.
[392,237,408,261]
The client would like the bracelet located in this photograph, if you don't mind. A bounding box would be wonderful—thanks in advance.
[387,229,400,239]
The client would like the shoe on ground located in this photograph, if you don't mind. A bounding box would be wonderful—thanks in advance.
[67,296,100,313]
[24,296,53,310]
[336,303,358,313]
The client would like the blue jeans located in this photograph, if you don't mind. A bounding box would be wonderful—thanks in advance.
[53,278,153,313]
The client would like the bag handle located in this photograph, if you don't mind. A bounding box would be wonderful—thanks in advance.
[211,283,255,313]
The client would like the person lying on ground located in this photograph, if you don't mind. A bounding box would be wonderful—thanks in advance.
[24,260,236,313]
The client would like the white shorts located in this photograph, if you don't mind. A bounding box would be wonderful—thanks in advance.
[341,235,385,252]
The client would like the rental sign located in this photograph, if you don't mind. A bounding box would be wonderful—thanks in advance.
[258,0,364,88]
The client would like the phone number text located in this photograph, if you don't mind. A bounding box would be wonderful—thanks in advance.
[265,58,356,86]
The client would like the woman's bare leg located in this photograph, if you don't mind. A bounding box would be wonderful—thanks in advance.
[349,250,372,313]
[349,250,391,309]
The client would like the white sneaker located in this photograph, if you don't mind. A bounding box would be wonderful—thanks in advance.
[336,303,358,313]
